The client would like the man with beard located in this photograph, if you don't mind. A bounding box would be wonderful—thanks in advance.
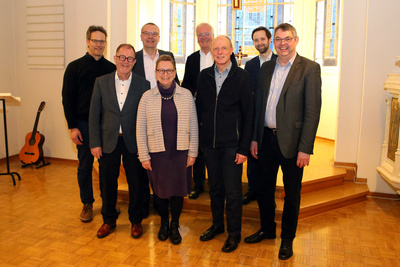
[243,26,277,205]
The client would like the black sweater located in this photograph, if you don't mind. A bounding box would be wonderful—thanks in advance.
[196,62,254,156]
[62,53,115,129]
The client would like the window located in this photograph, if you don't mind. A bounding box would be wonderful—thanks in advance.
[27,0,65,69]
[218,0,294,57]
[169,0,196,64]
[315,0,340,66]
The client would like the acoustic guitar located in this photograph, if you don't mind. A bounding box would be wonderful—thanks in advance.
[19,101,46,164]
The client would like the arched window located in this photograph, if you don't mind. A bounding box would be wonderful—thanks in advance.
[217,0,294,57]
[315,0,340,66]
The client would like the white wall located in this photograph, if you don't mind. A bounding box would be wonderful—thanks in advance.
[335,0,400,193]
[0,0,18,159]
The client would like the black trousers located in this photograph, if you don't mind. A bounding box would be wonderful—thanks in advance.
[257,128,303,241]
[202,147,242,237]
[99,137,147,225]
[192,148,205,191]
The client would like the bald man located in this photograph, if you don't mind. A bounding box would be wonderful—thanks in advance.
[196,36,254,253]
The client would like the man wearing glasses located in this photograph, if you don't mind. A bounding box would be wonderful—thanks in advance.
[182,23,237,200]
[62,25,115,223]
[89,44,150,239]
[133,22,180,89]
[133,23,180,217]
[244,23,321,260]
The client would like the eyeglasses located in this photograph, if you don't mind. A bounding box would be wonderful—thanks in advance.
[274,36,296,44]
[90,39,106,45]
[197,32,212,38]
[142,31,159,37]
[116,55,135,63]
[156,69,175,74]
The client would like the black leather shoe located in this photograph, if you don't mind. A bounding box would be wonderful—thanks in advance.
[222,235,241,253]
[279,239,293,260]
[189,188,204,199]
[158,220,169,241]
[242,192,256,205]
[200,225,224,241]
[170,221,182,245]
[244,229,276,243]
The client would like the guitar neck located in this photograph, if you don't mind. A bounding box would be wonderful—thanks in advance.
[31,111,42,137]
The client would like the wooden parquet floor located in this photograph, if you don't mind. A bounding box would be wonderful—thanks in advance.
[1,157,400,266]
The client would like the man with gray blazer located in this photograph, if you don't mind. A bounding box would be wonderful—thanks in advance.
[89,44,150,239]
[244,23,321,260]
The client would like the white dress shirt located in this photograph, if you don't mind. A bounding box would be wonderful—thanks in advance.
[143,49,159,88]
[115,72,132,133]
[265,54,296,128]
[200,50,213,71]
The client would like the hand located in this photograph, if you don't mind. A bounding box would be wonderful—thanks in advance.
[296,151,310,168]
[250,141,258,159]
[141,160,152,171]
[70,128,83,145]
[91,147,102,159]
[186,156,196,167]
[234,153,247,165]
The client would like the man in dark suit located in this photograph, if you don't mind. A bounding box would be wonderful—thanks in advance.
[243,26,277,205]
[182,22,214,200]
[182,23,237,200]
[133,22,180,88]
[244,23,321,261]
[89,44,150,239]
[132,23,179,215]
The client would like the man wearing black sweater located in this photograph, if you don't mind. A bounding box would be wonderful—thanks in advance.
[196,36,254,253]
[62,25,115,223]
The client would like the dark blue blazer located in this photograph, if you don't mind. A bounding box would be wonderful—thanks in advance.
[244,53,277,91]
[133,49,180,85]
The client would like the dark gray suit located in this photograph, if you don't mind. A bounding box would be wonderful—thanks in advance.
[89,71,150,225]
[254,53,321,241]
[133,49,180,85]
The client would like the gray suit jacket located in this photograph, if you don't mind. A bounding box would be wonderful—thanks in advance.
[254,53,322,159]
[89,71,150,154]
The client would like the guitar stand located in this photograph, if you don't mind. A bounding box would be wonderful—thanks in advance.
[22,157,51,169]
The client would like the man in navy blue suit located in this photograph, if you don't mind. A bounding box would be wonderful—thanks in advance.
[243,26,277,205]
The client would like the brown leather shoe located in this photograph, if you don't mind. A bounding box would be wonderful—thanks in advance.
[80,203,93,222]
[131,223,143,239]
[97,223,116,238]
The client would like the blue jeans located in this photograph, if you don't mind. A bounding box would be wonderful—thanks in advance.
[76,120,95,204]
[202,147,243,237]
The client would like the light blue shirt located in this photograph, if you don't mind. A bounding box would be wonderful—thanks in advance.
[265,54,297,128]
[214,61,232,95]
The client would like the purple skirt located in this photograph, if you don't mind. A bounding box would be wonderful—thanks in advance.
[148,150,192,199]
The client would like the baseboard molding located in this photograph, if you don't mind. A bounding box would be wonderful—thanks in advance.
[315,136,335,142]
[368,192,400,200]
